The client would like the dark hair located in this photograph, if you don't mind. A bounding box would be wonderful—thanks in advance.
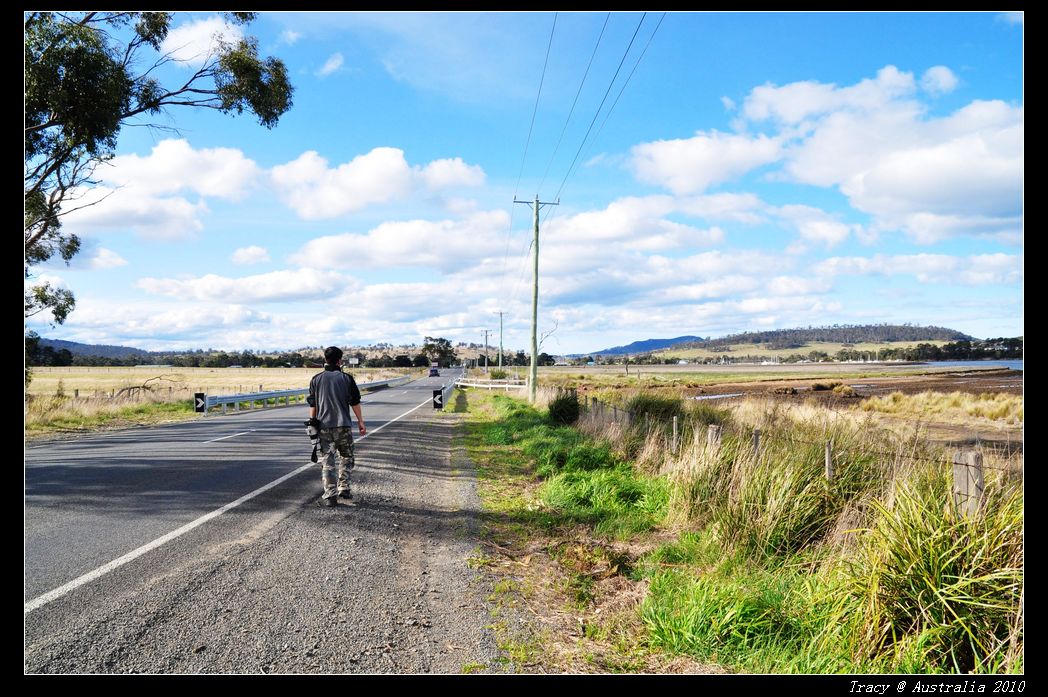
[324,346,344,364]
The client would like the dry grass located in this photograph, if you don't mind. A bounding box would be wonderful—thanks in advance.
[26,366,414,397]
[861,391,1024,425]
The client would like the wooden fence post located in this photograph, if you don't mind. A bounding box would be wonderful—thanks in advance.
[74,389,79,398]
[752,428,761,457]
[952,450,984,517]
[825,440,834,481]
[672,416,679,455]
[707,424,722,450]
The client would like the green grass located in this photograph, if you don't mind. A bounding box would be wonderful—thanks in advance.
[462,388,1023,674]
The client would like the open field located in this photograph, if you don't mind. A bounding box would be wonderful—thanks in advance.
[26,366,416,397]
[532,363,1023,447]
[536,361,1020,388]
[651,340,950,359]
[24,366,420,437]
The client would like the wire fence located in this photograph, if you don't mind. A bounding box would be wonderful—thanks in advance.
[533,384,1022,512]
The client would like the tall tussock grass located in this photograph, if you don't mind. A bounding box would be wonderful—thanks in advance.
[654,397,1023,672]
[476,389,1023,672]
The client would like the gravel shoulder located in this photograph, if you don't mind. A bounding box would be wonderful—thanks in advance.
[24,409,503,674]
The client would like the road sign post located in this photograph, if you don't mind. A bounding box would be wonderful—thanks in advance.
[433,389,444,410]
[194,393,207,413]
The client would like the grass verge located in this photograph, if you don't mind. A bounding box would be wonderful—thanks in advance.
[460,387,1023,674]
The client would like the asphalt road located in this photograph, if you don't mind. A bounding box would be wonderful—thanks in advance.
[24,371,460,606]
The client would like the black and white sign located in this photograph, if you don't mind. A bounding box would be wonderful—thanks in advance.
[194,393,206,413]
[432,389,444,410]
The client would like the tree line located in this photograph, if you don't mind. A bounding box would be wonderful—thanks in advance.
[675,324,972,351]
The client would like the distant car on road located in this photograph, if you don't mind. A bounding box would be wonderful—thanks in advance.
[429,362,440,377]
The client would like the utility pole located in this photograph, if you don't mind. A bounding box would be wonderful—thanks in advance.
[483,329,490,373]
[514,195,558,403]
[496,311,504,370]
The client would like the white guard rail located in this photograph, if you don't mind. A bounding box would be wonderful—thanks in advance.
[203,375,413,415]
[454,378,527,390]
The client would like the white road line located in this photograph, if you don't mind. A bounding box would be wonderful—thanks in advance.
[202,429,255,443]
[25,394,435,615]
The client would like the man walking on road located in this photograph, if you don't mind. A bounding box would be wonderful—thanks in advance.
[307,346,366,507]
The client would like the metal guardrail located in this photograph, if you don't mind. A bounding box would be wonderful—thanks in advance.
[454,378,527,390]
[203,375,413,415]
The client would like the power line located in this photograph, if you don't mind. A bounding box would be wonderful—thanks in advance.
[537,12,611,197]
[513,12,558,200]
[553,12,647,203]
[563,12,667,196]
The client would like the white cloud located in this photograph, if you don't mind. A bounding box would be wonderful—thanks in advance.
[735,66,1025,243]
[630,130,782,194]
[161,16,244,65]
[675,193,768,224]
[921,66,959,96]
[137,269,357,303]
[774,204,857,247]
[48,300,276,348]
[998,12,1023,25]
[58,139,262,241]
[290,210,510,272]
[317,53,344,77]
[279,29,302,46]
[815,253,1021,285]
[419,158,486,190]
[765,276,833,296]
[60,185,207,241]
[721,96,736,111]
[545,195,724,249]
[232,246,271,265]
[743,66,916,125]
[104,139,260,200]
[88,248,128,270]
[270,148,486,220]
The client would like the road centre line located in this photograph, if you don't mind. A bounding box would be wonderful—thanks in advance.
[25,394,436,615]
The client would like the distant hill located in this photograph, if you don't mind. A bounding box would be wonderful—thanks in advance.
[578,324,973,357]
[39,338,150,360]
[577,336,704,357]
[674,324,972,351]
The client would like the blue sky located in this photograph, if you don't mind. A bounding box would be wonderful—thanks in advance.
[28,11,1024,354]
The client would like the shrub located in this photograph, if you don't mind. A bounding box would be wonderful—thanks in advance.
[811,382,842,391]
[490,369,508,380]
[548,392,580,425]
[625,393,685,421]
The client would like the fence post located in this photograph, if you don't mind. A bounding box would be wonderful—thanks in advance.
[672,416,679,455]
[825,440,834,481]
[707,424,722,451]
[952,450,984,517]
[74,389,79,398]
[752,428,761,457]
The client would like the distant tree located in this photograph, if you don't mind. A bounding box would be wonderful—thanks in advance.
[412,353,429,367]
[421,336,457,367]
[25,12,294,327]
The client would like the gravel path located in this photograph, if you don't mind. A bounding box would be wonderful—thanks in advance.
[24,409,503,674]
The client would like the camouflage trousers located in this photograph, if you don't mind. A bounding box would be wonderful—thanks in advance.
[318,427,355,499]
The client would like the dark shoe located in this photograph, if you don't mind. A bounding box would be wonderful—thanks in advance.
[338,489,353,500]
[318,496,337,507]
